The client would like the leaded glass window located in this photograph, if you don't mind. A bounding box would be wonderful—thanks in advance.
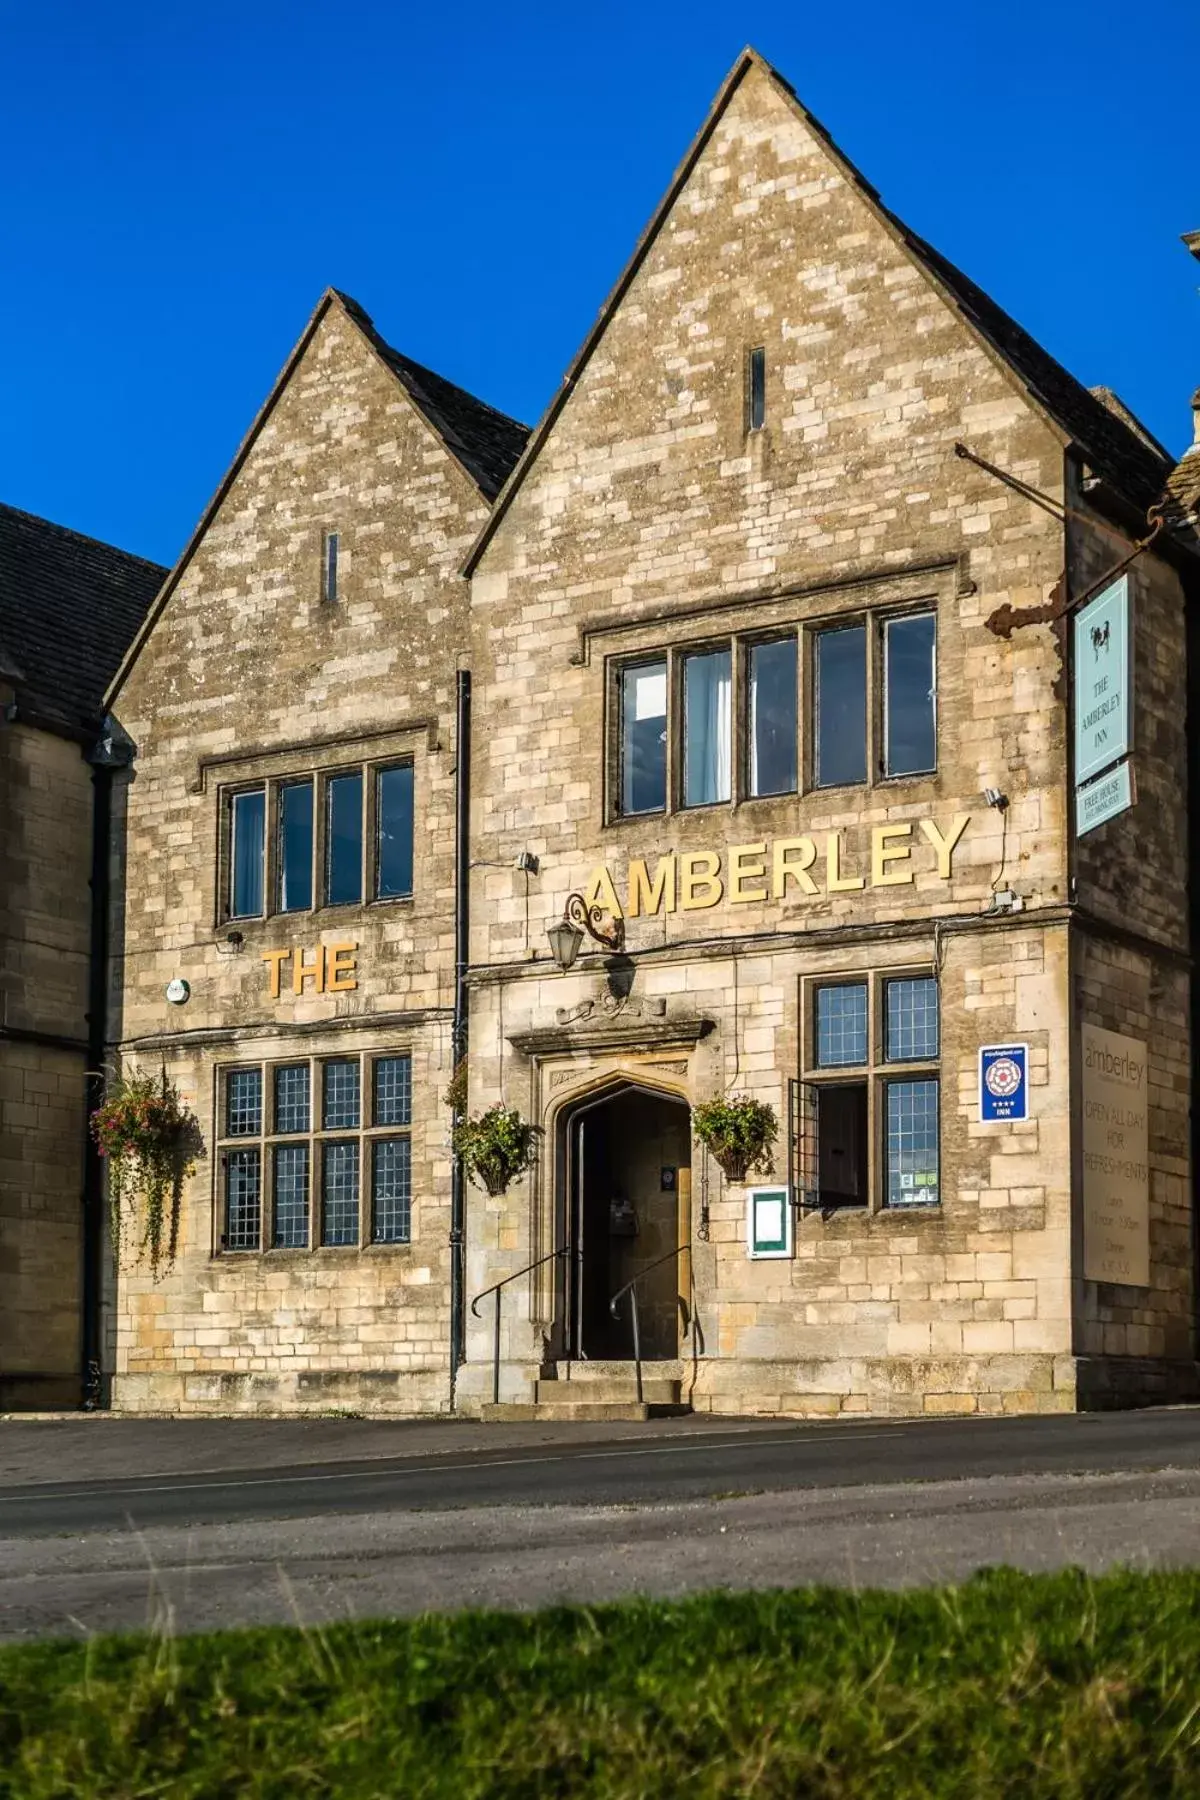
[215,1052,414,1254]
[815,984,869,1068]
[371,1138,411,1244]
[321,1140,359,1246]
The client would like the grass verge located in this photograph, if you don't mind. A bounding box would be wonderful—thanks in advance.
[2,1569,1200,1796]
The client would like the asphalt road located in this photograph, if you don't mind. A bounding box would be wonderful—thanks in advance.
[2,1407,1200,1535]
[4,1409,1200,1640]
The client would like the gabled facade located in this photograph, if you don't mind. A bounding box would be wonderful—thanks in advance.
[0,503,164,1407]
[106,292,527,1412]
[99,51,1200,1421]
[455,51,1200,1417]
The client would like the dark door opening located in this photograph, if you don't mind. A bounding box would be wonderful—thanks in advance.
[558,1084,691,1361]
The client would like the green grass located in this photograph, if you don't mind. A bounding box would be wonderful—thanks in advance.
[3,1570,1200,1796]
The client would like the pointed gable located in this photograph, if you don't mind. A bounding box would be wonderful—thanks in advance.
[109,291,528,707]
[466,48,1169,577]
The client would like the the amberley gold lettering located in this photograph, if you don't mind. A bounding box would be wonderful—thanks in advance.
[586,816,970,919]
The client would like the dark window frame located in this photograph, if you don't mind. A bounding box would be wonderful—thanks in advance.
[607,603,937,821]
[747,345,766,432]
[218,756,417,923]
[215,1050,414,1254]
[322,530,340,604]
[800,969,941,1214]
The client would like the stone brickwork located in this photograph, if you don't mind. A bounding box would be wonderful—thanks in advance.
[455,53,1196,1416]
[99,52,1197,1419]
[107,295,503,1414]
[0,721,94,1407]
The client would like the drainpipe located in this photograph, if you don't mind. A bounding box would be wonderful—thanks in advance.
[449,670,471,1406]
[80,745,113,1408]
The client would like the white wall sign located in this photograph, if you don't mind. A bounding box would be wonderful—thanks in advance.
[1074,575,1131,786]
[746,1186,792,1260]
[1076,758,1135,837]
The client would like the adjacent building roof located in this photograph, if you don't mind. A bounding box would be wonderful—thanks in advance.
[464,47,1181,573]
[337,294,529,502]
[0,503,166,737]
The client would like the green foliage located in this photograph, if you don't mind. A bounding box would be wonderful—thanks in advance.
[90,1067,202,1276]
[4,1571,1200,1796]
[452,1103,540,1195]
[692,1091,778,1180]
[443,1058,469,1118]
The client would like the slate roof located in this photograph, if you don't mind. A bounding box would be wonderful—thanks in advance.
[337,292,530,501]
[0,503,166,736]
[898,228,1174,517]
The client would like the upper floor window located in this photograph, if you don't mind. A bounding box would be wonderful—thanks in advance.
[620,661,667,816]
[223,759,414,921]
[323,531,339,604]
[610,606,936,816]
[230,789,266,919]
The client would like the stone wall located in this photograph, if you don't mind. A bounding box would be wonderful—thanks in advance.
[458,57,1088,1415]
[0,721,94,1405]
[108,297,490,1413]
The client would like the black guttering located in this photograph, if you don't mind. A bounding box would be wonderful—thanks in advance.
[81,745,114,1408]
[449,669,471,1405]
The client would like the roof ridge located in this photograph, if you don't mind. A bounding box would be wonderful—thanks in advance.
[332,287,529,434]
[0,499,168,574]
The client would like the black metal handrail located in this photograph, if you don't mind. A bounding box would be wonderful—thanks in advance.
[609,1244,693,1406]
[470,1247,569,1406]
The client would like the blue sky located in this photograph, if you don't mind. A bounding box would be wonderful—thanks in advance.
[4,1,1197,566]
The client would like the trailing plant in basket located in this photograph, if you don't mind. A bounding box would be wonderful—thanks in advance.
[692,1093,778,1182]
[91,1068,202,1276]
[452,1105,541,1196]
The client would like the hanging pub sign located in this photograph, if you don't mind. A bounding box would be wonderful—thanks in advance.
[979,1043,1029,1123]
[1074,574,1132,786]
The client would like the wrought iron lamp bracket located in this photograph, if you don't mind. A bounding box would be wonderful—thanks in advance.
[563,891,624,954]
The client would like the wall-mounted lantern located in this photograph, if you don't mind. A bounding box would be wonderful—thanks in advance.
[546,892,624,972]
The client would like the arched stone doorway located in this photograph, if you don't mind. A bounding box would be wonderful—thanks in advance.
[553,1079,691,1362]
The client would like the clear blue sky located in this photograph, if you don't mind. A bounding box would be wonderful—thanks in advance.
[4,1,1197,567]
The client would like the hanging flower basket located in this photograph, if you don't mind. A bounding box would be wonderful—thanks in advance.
[452,1104,541,1197]
[692,1093,778,1183]
[91,1068,202,1277]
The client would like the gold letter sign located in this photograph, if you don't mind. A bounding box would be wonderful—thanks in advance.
[582,816,970,919]
[262,943,359,999]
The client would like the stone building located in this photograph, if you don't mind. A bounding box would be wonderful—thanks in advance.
[0,503,164,1407]
[105,50,1200,1418]
[105,289,527,1412]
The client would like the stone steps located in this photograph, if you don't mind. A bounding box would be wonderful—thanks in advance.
[480,1361,690,1423]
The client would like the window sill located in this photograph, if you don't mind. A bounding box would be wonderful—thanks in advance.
[214,1242,415,1261]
